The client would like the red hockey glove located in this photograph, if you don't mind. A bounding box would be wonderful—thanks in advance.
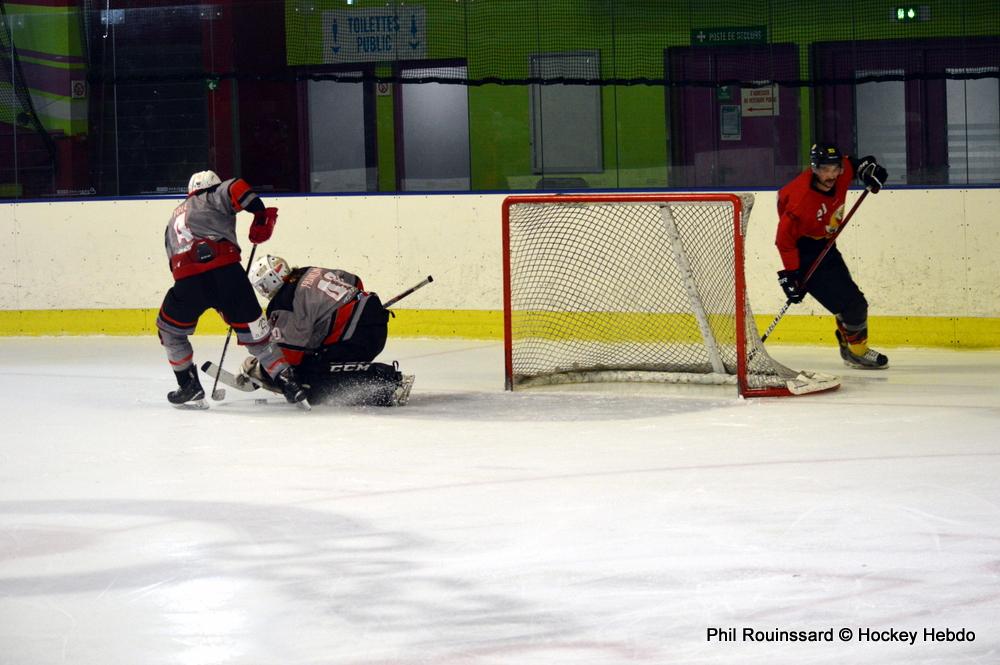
[249,207,278,244]
[777,269,805,304]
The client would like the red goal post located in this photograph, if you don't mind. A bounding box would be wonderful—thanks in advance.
[501,192,840,398]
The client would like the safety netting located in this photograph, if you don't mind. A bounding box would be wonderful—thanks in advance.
[57,0,1000,87]
[282,0,999,87]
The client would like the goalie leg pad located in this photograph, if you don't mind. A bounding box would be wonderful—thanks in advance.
[306,361,411,407]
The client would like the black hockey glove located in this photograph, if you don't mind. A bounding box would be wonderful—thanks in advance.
[856,156,887,193]
[777,269,805,304]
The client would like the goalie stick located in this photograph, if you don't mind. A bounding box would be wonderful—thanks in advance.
[383,275,434,308]
[201,361,312,410]
[202,361,260,392]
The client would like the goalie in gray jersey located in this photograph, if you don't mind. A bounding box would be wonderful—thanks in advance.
[241,255,414,406]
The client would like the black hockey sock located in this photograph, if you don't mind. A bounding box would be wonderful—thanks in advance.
[174,366,195,387]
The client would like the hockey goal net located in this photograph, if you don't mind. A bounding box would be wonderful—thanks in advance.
[502,193,840,397]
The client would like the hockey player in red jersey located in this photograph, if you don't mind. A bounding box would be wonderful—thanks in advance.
[775,143,889,369]
[157,170,308,408]
[238,255,414,406]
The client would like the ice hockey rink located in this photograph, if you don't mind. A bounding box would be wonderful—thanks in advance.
[1,335,998,665]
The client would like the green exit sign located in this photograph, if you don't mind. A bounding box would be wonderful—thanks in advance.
[891,6,931,21]
[691,27,767,47]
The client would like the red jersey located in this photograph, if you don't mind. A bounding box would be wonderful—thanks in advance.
[775,157,855,271]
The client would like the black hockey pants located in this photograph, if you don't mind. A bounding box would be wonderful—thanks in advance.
[797,240,868,327]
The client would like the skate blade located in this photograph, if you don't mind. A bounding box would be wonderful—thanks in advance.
[843,360,889,370]
[172,398,209,410]
[392,375,415,406]
[295,398,312,412]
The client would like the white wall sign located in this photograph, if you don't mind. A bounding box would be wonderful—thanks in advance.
[720,104,741,141]
[322,8,426,64]
[741,85,779,117]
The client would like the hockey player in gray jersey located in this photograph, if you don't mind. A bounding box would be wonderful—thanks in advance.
[239,254,414,407]
[157,170,308,409]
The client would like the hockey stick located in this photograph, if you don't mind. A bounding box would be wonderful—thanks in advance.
[757,188,870,348]
[383,275,434,308]
[209,244,258,401]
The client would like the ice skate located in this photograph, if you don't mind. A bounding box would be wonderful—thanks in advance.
[276,366,311,408]
[168,365,209,409]
[835,330,888,369]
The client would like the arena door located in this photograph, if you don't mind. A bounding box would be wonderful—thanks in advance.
[666,45,801,188]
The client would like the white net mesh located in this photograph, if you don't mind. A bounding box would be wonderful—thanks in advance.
[503,193,838,397]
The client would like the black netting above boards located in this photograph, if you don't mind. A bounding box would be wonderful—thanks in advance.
[76,0,1000,87]
[287,0,1000,87]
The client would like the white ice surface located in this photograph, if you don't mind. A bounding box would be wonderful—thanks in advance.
[1,336,999,665]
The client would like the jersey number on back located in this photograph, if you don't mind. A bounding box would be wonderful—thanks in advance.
[172,211,195,253]
[316,272,353,301]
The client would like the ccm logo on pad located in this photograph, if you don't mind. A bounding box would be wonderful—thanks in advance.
[329,363,371,373]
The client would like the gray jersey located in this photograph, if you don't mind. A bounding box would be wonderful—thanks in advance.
[268,267,366,354]
[164,178,259,260]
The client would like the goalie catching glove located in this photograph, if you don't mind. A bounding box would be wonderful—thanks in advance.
[777,269,805,304]
[856,156,887,193]
[249,207,278,244]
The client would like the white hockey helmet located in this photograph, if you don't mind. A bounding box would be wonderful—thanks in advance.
[250,255,291,300]
[187,169,221,194]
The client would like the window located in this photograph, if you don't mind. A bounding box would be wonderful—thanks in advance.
[397,65,470,191]
[855,69,907,185]
[945,69,1000,184]
[529,52,603,175]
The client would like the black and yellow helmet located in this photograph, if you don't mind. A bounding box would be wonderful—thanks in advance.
[810,143,843,168]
